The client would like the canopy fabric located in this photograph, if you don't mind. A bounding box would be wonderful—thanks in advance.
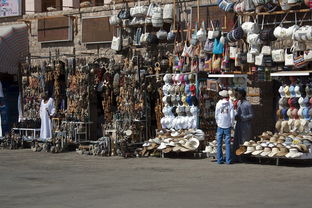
[0,24,29,74]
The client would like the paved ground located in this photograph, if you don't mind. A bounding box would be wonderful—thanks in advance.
[0,150,312,208]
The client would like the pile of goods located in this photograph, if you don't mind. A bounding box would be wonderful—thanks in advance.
[140,129,204,156]
[235,131,312,159]
[276,83,312,133]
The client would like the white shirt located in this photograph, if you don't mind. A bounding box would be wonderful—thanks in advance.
[215,98,235,128]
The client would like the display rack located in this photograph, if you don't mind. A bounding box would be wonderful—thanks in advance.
[11,128,41,141]
[270,71,312,77]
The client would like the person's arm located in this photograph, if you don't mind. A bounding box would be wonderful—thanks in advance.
[50,99,56,117]
[215,102,220,125]
[240,103,253,122]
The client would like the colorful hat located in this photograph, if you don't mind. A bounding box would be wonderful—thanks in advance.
[289,85,296,98]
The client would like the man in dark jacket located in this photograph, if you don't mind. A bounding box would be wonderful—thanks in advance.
[234,88,253,155]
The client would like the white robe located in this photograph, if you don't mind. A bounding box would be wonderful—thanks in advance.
[0,112,2,137]
[40,98,55,140]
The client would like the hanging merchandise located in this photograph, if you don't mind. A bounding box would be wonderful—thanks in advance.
[213,38,224,55]
[167,25,176,41]
[259,16,277,42]
[130,1,148,17]
[152,5,163,28]
[191,23,199,46]
[208,20,221,40]
[284,48,294,66]
[163,4,173,23]
[272,48,285,63]
[261,45,272,55]
[109,2,121,26]
[197,21,207,42]
[242,21,259,34]
[156,29,168,40]
[244,0,255,12]
[118,2,131,20]
[234,0,245,13]
[111,35,122,51]
[218,0,235,12]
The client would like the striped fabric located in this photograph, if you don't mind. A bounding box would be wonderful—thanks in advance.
[0,24,29,74]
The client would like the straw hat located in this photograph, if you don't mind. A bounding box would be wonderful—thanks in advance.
[276,147,289,157]
[235,146,247,155]
[268,147,280,157]
[251,145,264,156]
[260,147,272,157]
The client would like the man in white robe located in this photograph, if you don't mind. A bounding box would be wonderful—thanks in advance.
[40,94,56,140]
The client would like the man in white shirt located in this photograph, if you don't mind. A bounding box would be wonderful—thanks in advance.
[215,90,235,164]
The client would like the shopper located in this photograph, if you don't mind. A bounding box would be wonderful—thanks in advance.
[39,92,55,141]
[234,88,254,152]
[215,90,235,164]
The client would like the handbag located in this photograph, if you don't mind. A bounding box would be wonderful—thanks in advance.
[111,36,121,51]
[247,33,262,45]
[130,1,148,17]
[255,54,264,66]
[304,50,312,61]
[244,0,255,12]
[263,55,273,67]
[157,29,168,40]
[242,21,259,34]
[212,55,221,73]
[167,25,176,41]
[292,41,306,52]
[249,44,260,55]
[261,45,272,55]
[218,0,235,12]
[285,48,294,66]
[204,57,212,72]
[213,38,224,55]
[204,39,214,53]
[118,3,131,20]
[230,46,237,59]
[191,23,199,46]
[146,34,159,45]
[247,52,255,63]
[272,49,285,62]
[197,21,207,42]
[163,4,173,23]
[294,52,308,69]
[259,16,277,41]
[191,58,199,72]
[109,15,121,26]
[146,3,156,17]
[133,28,142,46]
[234,1,245,13]
[122,36,132,48]
[152,5,163,28]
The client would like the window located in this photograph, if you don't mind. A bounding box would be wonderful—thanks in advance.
[42,0,63,12]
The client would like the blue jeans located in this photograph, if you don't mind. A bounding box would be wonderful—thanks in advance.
[216,127,232,164]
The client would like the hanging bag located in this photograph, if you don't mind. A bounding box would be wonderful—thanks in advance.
[152,5,163,28]
[163,4,174,23]
[109,2,121,26]
[285,48,294,66]
[197,21,207,42]
[130,0,148,17]
[213,38,224,55]
[191,22,199,46]
[118,2,131,20]
[111,28,122,51]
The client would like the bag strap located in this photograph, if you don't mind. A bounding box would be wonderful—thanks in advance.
[210,20,215,31]
[173,0,176,30]
[279,12,289,27]
[300,12,309,26]
[261,15,265,30]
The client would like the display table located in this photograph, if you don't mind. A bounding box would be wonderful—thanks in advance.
[11,128,41,141]
[61,121,93,143]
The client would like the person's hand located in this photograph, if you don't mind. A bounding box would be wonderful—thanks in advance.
[235,115,240,121]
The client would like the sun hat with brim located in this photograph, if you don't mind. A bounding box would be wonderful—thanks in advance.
[276,147,289,157]
[142,142,151,147]
[268,147,280,157]
[183,138,200,150]
[289,85,296,98]
[285,148,303,158]
[236,146,247,155]
[242,141,250,147]
[284,86,290,98]
[275,120,282,132]
[153,137,161,144]
[219,90,229,98]
[252,145,264,156]
[147,143,158,150]
[269,137,278,143]
[157,142,168,150]
[162,147,173,153]
[260,147,272,156]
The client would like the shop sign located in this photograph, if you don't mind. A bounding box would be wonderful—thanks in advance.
[0,0,21,18]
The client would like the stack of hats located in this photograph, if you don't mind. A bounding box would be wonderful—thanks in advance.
[161,73,199,130]
[235,131,312,159]
[276,84,312,134]
[202,140,231,155]
[140,129,204,156]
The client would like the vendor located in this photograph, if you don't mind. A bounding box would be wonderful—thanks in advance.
[39,92,55,140]
[234,88,253,153]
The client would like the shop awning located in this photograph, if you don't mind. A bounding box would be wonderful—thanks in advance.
[0,24,29,74]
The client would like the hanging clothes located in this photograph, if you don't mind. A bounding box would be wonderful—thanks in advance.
[40,98,55,140]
